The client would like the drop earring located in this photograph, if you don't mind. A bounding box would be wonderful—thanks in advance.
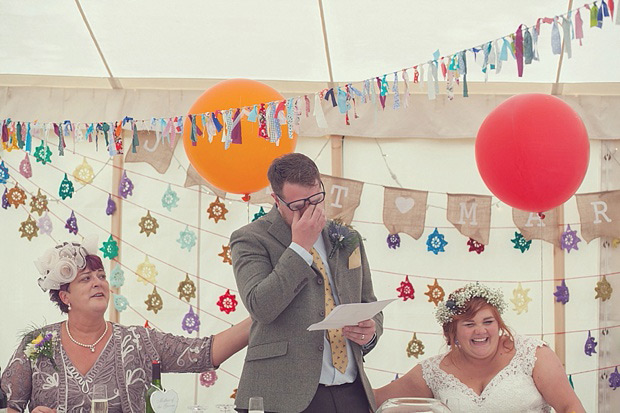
[68,303,72,311]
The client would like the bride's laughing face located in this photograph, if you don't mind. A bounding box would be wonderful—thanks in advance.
[455,306,500,360]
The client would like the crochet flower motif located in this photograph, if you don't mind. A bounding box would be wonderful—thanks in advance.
[0,161,9,183]
[511,232,531,253]
[7,185,27,208]
[30,189,49,216]
[65,211,78,235]
[58,174,74,200]
[177,226,197,252]
[252,206,267,222]
[396,275,415,301]
[136,256,158,286]
[426,228,447,255]
[34,140,52,164]
[199,370,218,388]
[113,294,129,312]
[387,233,401,249]
[609,367,620,390]
[20,154,32,178]
[138,211,159,237]
[19,215,39,241]
[2,188,9,209]
[100,235,119,260]
[145,287,163,314]
[560,224,581,253]
[161,185,180,211]
[218,245,232,265]
[467,238,485,254]
[109,264,125,288]
[106,194,116,216]
[37,213,53,235]
[594,276,613,301]
[217,289,238,314]
[178,274,197,302]
[207,197,228,223]
[406,333,425,359]
[553,280,569,305]
[424,279,445,306]
[584,330,597,356]
[510,282,532,315]
[118,171,134,199]
[182,306,200,334]
[73,157,94,184]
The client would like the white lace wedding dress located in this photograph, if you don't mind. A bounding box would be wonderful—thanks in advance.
[421,335,551,413]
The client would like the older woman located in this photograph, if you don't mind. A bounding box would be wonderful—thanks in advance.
[374,283,584,413]
[1,237,250,413]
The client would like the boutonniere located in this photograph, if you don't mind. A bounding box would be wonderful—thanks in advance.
[23,328,58,370]
[327,219,360,259]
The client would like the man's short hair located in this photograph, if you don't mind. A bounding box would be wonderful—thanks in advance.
[267,153,320,195]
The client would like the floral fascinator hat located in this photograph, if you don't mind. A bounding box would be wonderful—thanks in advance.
[435,282,507,326]
[34,235,99,291]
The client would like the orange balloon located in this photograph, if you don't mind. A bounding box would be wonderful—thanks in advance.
[183,79,297,195]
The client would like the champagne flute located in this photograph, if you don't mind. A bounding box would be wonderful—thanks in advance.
[248,396,264,413]
[91,384,108,413]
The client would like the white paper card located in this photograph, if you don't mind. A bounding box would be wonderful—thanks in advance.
[151,389,179,413]
[307,299,396,331]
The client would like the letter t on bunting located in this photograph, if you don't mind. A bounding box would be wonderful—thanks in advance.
[321,175,364,225]
[446,194,492,245]
[383,187,428,240]
[576,190,620,243]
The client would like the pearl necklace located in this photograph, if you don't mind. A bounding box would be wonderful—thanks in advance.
[65,321,109,353]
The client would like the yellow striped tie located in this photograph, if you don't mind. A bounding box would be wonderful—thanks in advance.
[311,248,348,374]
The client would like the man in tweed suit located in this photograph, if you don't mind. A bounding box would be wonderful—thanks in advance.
[231,153,383,413]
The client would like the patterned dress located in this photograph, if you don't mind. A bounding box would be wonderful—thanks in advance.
[1,322,214,412]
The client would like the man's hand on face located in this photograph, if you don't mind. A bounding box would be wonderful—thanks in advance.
[291,204,326,252]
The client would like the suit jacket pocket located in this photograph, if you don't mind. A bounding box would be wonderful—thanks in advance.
[246,341,288,361]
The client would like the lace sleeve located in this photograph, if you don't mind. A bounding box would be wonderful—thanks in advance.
[146,329,215,373]
[1,336,33,413]
[420,354,445,394]
[517,335,547,377]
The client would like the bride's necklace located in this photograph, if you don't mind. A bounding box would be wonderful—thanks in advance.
[65,320,109,353]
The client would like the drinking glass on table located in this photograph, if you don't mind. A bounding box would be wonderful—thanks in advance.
[248,396,264,413]
[91,384,108,413]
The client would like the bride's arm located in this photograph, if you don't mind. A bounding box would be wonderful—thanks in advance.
[373,364,433,408]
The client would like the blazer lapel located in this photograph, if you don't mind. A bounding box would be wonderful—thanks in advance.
[266,205,293,248]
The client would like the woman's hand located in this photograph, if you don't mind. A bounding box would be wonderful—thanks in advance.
[30,407,57,413]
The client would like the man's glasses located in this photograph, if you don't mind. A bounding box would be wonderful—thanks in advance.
[276,182,326,211]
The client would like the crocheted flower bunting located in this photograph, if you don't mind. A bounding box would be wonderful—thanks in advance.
[182,305,200,334]
[510,282,532,315]
[387,233,401,249]
[613,238,620,248]
[73,157,94,184]
[560,224,581,253]
[230,388,237,399]
[178,274,197,302]
[595,276,613,301]
[109,263,125,288]
[29,189,49,216]
[145,287,163,314]
[34,140,52,164]
[406,333,425,358]
[58,173,74,200]
[200,370,218,388]
[584,330,597,356]
[217,289,238,314]
[207,197,228,223]
[19,215,39,241]
[37,212,53,235]
[136,256,158,285]
[144,320,150,329]
[252,206,267,222]
[2,188,9,209]
[426,228,448,255]
[113,294,129,312]
[218,245,232,265]
[0,161,9,184]
[609,367,620,390]
[396,275,415,301]
[553,280,570,305]
[424,279,445,306]
[100,235,119,259]
[118,171,134,199]
[106,194,116,216]
[511,232,531,253]
[467,238,485,254]
[161,184,180,211]
[19,153,32,178]
[138,211,159,237]
[177,226,197,252]
[65,211,78,235]
[7,185,27,208]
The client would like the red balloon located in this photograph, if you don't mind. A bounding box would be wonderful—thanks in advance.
[475,94,589,212]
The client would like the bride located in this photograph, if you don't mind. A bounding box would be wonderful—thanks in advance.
[374,283,584,413]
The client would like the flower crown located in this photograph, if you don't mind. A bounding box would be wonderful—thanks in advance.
[435,282,507,326]
[34,235,98,291]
